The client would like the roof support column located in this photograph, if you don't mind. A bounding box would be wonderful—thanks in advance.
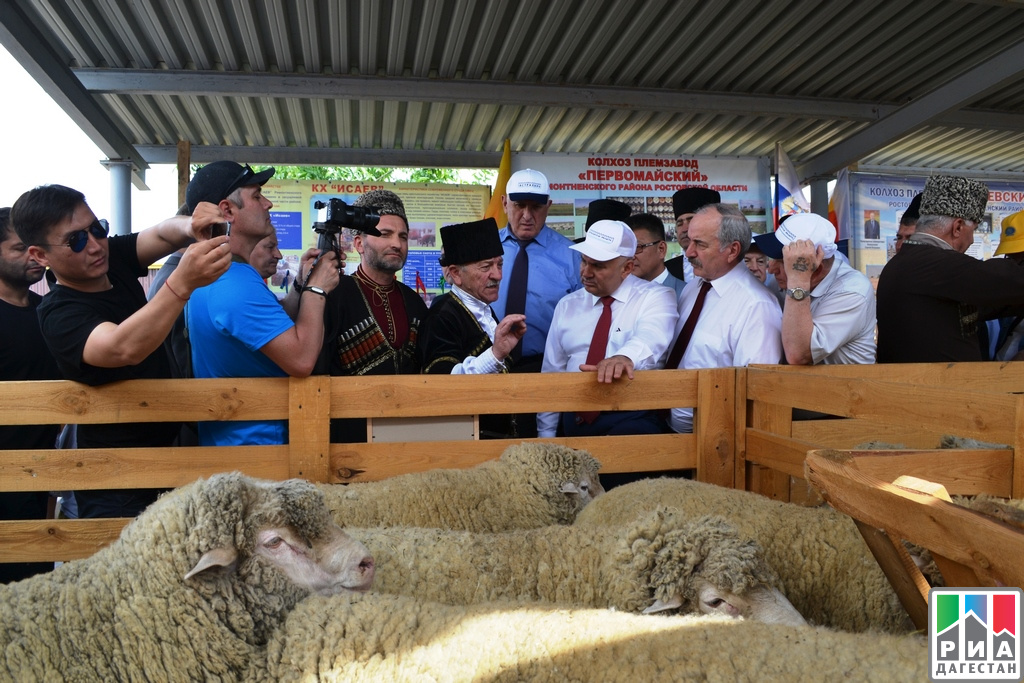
[809,177,830,219]
[101,159,133,235]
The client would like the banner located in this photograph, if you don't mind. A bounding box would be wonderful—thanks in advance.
[261,179,489,303]
[513,152,771,259]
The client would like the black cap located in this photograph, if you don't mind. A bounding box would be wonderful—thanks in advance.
[672,187,721,218]
[585,199,631,229]
[186,161,275,213]
[900,193,923,225]
[439,218,502,266]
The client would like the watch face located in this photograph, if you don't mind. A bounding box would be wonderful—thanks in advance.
[788,288,807,300]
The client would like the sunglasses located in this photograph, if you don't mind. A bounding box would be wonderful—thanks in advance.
[50,219,109,253]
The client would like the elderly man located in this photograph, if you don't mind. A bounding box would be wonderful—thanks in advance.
[626,212,685,298]
[186,161,340,446]
[666,204,783,434]
[876,175,1024,362]
[538,220,677,439]
[664,187,721,282]
[492,168,581,373]
[756,213,875,365]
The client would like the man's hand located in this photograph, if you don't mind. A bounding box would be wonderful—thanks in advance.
[171,236,232,294]
[189,201,228,241]
[305,250,341,293]
[580,354,635,383]
[491,314,527,361]
[781,239,822,287]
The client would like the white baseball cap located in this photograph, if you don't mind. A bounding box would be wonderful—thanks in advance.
[570,220,637,261]
[505,168,550,203]
[752,213,838,260]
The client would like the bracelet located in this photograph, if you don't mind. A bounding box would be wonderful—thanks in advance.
[302,285,327,298]
[164,280,189,302]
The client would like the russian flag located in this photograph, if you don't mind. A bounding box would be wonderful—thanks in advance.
[774,142,810,229]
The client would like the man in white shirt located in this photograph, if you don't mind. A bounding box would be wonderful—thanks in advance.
[626,213,686,299]
[667,204,783,434]
[755,213,876,366]
[538,220,678,438]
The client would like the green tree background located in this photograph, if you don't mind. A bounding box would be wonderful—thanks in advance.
[248,165,497,185]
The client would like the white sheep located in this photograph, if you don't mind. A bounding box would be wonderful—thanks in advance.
[347,508,806,625]
[248,592,927,682]
[0,472,375,682]
[572,477,910,633]
[319,441,604,531]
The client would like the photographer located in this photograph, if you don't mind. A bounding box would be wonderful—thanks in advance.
[315,190,428,441]
[184,161,340,446]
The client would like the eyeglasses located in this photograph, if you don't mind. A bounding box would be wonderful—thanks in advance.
[634,240,663,254]
[48,219,109,252]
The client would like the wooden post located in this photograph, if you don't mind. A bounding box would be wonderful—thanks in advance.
[1014,393,1024,498]
[287,376,331,482]
[176,140,190,208]
[695,367,736,487]
[747,395,792,500]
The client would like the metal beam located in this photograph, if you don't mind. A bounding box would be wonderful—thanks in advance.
[74,69,891,122]
[0,2,149,187]
[136,145,503,168]
[797,39,1024,180]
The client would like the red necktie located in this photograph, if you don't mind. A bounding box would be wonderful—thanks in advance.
[665,280,712,370]
[577,296,614,424]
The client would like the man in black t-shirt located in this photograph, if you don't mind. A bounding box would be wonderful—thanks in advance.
[11,185,231,518]
[0,207,61,582]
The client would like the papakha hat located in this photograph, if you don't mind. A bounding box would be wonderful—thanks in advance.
[584,199,632,229]
[899,193,923,226]
[439,217,502,266]
[919,175,989,224]
[671,187,721,218]
[355,189,408,226]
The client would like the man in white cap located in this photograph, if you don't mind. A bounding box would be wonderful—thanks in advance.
[666,204,782,435]
[537,220,677,440]
[755,213,876,365]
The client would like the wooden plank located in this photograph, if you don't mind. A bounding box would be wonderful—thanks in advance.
[850,450,1012,497]
[0,378,290,425]
[328,433,697,483]
[805,450,1024,588]
[0,518,127,562]
[287,375,331,481]
[749,362,1024,393]
[1015,394,1024,499]
[791,417,944,449]
[747,398,792,499]
[0,446,290,491]
[695,367,735,487]
[745,428,819,479]
[747,370,1018,443]
[853,521,928,632]
[329,369,701,418]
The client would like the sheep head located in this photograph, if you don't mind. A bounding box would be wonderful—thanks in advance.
[500,443,605,522]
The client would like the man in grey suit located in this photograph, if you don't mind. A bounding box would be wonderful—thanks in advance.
[626,213,685,299]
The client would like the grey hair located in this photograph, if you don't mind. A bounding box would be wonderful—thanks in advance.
[915,214,954,235]
[697,203,752,254]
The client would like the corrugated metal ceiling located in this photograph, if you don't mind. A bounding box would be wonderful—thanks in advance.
[3,0,1024,186]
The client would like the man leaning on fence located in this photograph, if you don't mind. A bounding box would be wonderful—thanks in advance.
[11,184,230,518]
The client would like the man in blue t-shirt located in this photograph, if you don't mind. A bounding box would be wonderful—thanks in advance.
[185,162,340,446]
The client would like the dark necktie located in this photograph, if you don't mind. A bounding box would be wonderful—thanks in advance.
[665,280,712,370]
[506,238,531,359]
[577,295,615,424]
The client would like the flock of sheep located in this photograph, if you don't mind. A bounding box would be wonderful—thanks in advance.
[0,443,929,681]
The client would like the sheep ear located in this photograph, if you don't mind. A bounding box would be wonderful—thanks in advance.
[184,547,238,581]
[642,595,683,614]
[559,482,581,495]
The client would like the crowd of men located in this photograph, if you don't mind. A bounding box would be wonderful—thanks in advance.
[5,162,1024,582]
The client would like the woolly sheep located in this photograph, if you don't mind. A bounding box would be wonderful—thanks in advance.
[348,508,806,625]
[319,441,604,531]
[573,477,910,633]
[0,473,375,682]
[249,592,927,683]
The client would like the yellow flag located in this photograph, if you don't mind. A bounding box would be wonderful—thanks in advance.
[484,138,511,226]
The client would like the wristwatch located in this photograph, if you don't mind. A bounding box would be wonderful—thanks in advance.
[785,287,809,301]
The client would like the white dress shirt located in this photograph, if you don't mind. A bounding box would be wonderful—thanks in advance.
[448,284,504,375]
[669,263,783,433]
[538,274,679,437]
[803,257,876,365]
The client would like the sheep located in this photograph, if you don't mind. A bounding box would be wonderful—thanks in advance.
[0,472,375,682]
[248,592,927,683]
[346,508,806,626]
[572,477,910,634]
[319,441,604,531]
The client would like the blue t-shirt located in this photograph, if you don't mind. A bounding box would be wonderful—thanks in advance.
[186,261,293,445]
[493,225,581,358]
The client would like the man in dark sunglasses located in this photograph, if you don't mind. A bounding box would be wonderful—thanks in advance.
[10,184,231,519]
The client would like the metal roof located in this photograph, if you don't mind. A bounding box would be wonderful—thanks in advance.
[4,0,1024,187]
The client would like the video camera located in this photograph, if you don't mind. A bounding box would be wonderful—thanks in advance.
[308,198,383,277]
